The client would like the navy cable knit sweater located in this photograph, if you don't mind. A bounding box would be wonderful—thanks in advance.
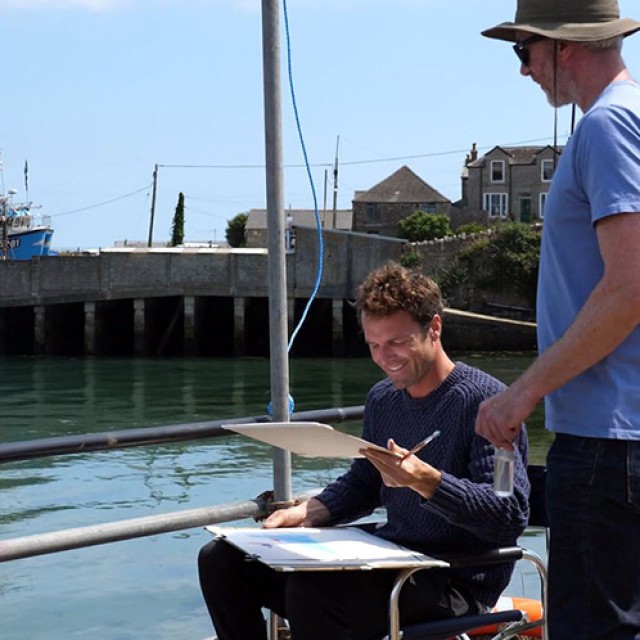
[315,362,530,607]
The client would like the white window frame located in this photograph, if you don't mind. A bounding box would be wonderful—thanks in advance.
[539,193,548,219]
[483,192,508,218]
[541,159,554,182]
[490,160,505,183]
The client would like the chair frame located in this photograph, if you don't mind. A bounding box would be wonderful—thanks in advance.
[385,464,549,640]
[386,546,548,640]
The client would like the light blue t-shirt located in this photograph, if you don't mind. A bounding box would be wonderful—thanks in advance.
[538,80,640,439]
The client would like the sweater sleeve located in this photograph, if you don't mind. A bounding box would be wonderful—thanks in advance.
[424,436,529,546]
[314,458,382,524]
[314,394,384,524]
[421,384,530,546]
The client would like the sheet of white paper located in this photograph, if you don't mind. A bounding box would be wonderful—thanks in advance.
[206,526,448,571]
[222,421,397,458]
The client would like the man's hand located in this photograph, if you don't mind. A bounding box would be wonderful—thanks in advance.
[362,439,442,499]
[262,498,330,529]
[475,384,537,449]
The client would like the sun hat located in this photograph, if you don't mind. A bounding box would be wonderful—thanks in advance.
[482,0,640,43]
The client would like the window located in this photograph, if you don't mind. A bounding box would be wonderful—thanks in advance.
[491,160,505,183]
[541,159,555,182]
[365,203,381,222]
[483,193,508,218]
[418,203,437,214]
[540,193,548,219]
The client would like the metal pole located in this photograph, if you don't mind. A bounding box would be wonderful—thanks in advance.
[0,490,320,563]
[332,135,340,229]
[147,163,158,248]
[261,0,291,502]
[0,406,365,464]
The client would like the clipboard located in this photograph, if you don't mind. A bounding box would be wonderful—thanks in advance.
[206,525,449,572]
[221,421,397,459]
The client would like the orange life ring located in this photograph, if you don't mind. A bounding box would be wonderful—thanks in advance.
[469,596,543,638]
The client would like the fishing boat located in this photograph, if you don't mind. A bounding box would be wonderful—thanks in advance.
[0,189,54,260]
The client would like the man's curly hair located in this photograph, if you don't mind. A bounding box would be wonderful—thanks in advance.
[355,262,444,329]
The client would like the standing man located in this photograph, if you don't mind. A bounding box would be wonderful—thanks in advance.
[476,1,640,638]
[199,262,529,640]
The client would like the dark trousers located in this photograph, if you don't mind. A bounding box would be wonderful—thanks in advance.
[547,434,640,639]
[198,538,479,640]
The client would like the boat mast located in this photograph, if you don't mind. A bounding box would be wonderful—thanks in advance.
[1,198,6,261]
[0,156,6,260]
[261,0,292,502]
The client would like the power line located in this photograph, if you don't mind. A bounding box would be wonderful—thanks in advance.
[49,184,152,218]
[46,135,569,221]
[157,135,568,171]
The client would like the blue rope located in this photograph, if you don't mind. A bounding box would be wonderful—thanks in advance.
[282,0,324,353]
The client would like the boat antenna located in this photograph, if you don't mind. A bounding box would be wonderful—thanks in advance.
[24,159,29,204]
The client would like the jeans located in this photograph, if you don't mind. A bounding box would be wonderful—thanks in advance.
[547,434,640,639]
[198,538,480,640]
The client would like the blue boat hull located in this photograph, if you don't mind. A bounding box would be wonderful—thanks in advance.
[2,227,53,260]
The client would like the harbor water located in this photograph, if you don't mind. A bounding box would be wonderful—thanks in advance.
[0,355,551,640]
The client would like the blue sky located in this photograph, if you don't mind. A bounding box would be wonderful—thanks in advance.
[2,0,639,250]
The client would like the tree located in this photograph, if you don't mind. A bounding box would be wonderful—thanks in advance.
[226,212,248,248]
[397,210,452,242]
[170,192,185,246]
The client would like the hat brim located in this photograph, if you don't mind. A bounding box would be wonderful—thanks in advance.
[482,17,640,42]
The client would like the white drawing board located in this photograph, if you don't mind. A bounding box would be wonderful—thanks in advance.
[206,525,449,571]
[221,421,397,458]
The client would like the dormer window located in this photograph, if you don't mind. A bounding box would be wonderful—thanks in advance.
[491,160,505,183]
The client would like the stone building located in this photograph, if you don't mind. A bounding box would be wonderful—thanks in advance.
[245,208,353,248]
[461,143,562,223]
[352,165,451,237]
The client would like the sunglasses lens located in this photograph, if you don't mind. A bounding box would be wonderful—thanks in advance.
[513,43,528,66]
[513,35,544,66]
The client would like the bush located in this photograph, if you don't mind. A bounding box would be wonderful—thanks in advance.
[454,222,486,236]
[400,250,422,269]
[439,223,540,309]
[397,211,452,242]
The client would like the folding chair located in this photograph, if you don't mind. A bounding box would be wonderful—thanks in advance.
[266,466,548,640]
[385,464,549,640]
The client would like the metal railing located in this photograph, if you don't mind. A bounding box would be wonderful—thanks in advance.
[0,405,364,563]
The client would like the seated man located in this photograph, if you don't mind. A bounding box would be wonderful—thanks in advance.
[198,262,529,640]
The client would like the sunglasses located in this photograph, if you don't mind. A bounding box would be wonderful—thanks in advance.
[513,34,546,66]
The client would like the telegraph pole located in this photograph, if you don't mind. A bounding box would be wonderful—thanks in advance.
[332,135,340,229]
[147,164,158,248]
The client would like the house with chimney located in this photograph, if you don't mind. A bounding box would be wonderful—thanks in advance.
[461,143,562,223]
